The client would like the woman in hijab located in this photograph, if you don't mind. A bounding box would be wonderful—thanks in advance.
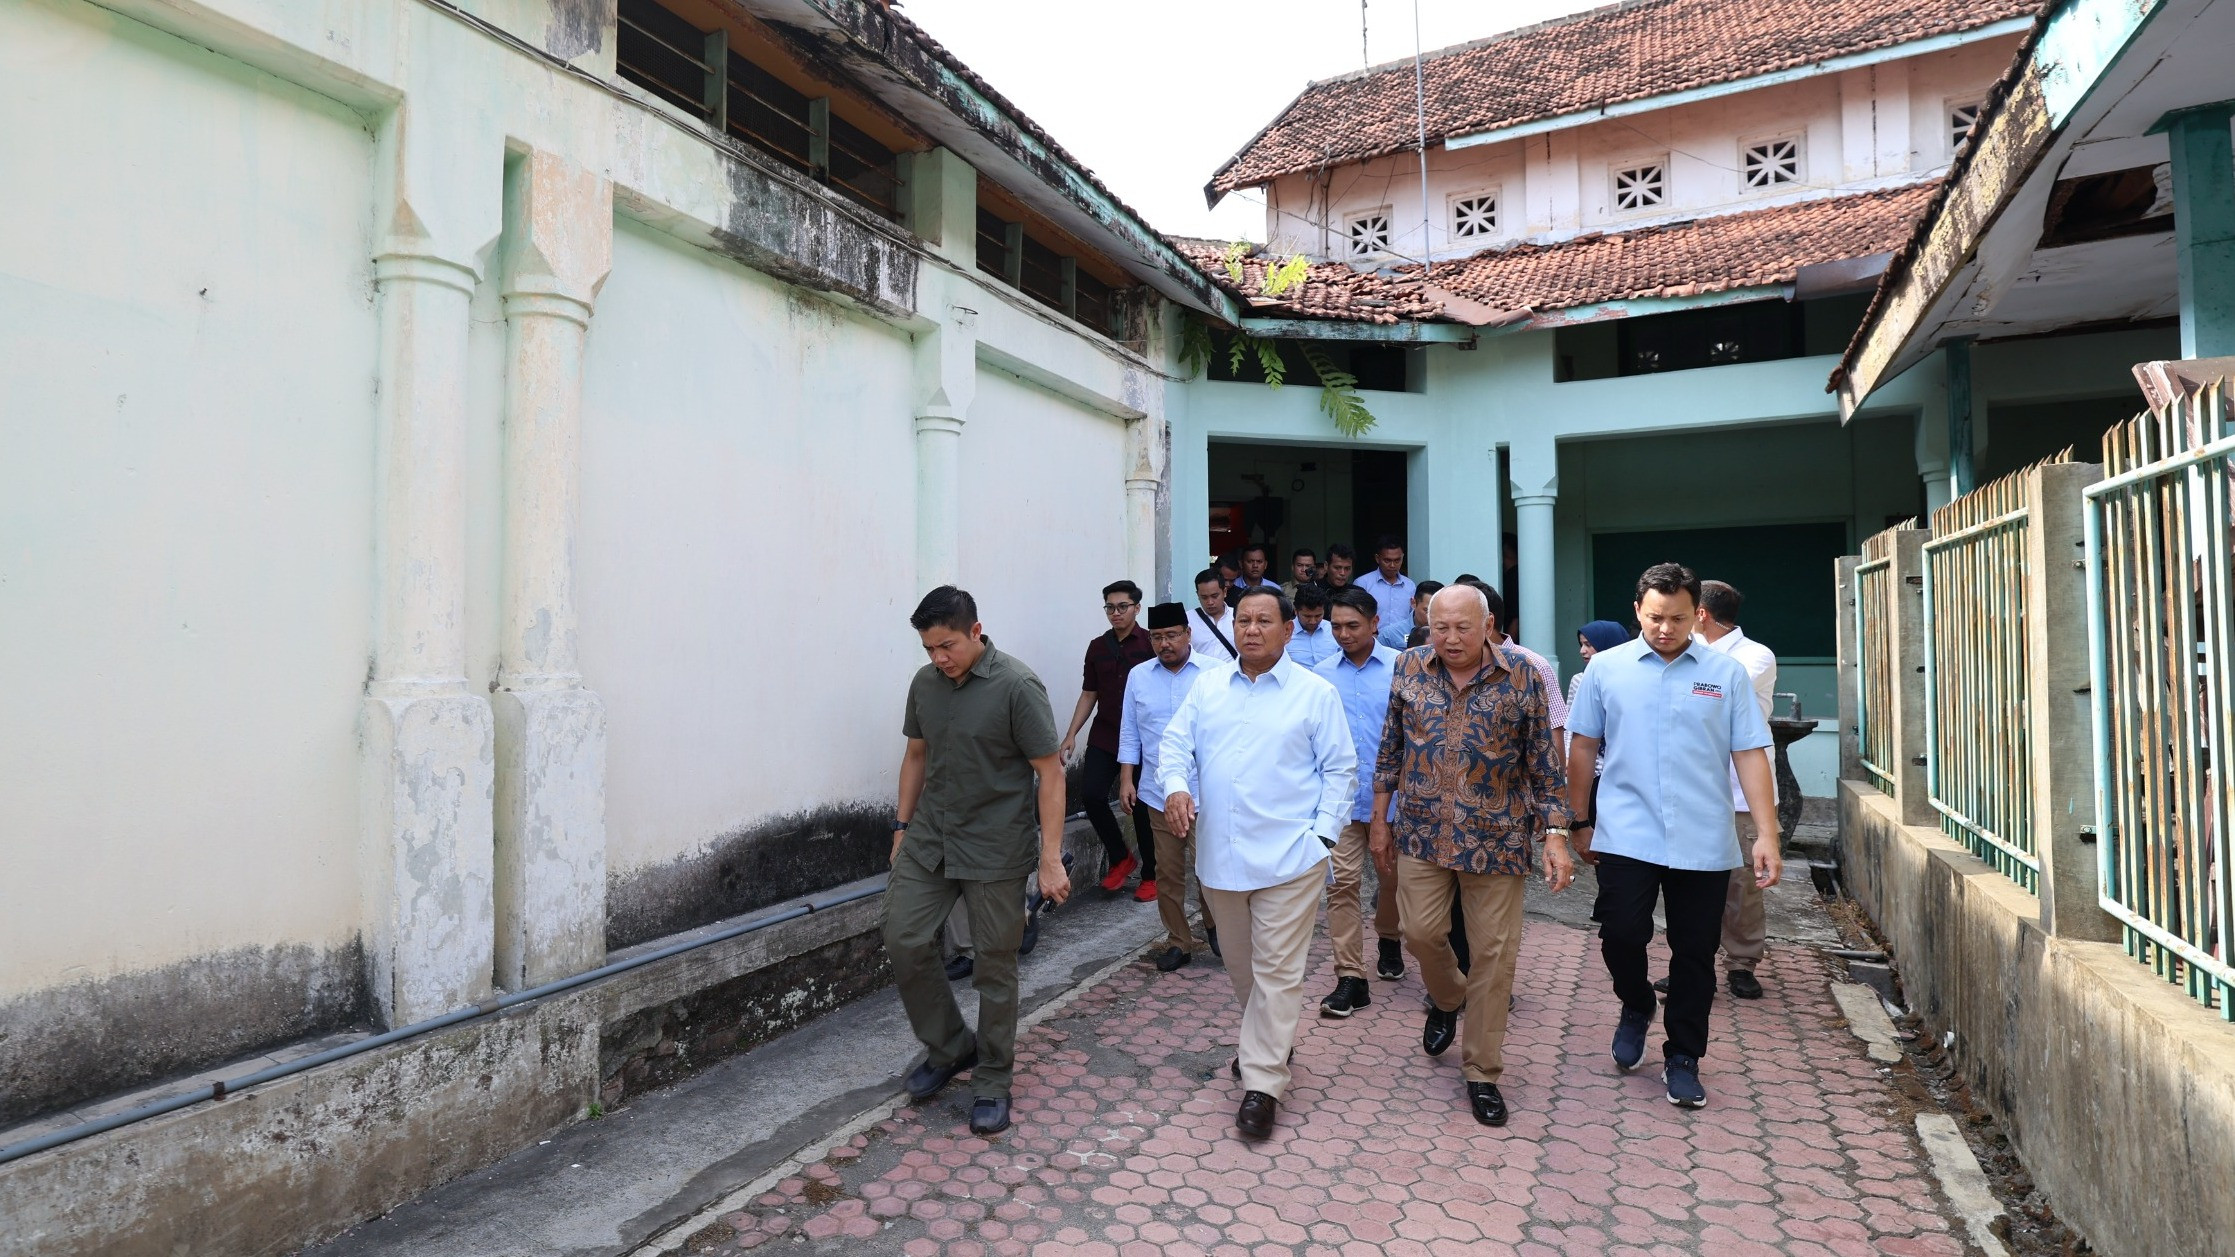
[1568,620,1631,760]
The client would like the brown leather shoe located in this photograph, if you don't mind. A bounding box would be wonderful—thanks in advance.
[1235,1090,1277,1141]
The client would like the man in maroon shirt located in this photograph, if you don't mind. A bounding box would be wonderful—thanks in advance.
[1060,580,1159,901]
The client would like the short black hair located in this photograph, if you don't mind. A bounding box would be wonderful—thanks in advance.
[1293,584,1330,611]
[910,585,978,633]
[1375,534,1404,554]
[1414,579,1444,603]
[1240,542,1268,560]
[1453,573,1481,584]
[1457,577,1505,628]
[1216,552,1240,571]
[1327,543,1355,562]
[1292,547,1317,562]
[1637,562,1702,606]
[1700,579,1743,625]
[1193,568,1223,590]
[1102,579,1142,603]
[1331,585,1379,620]
[1233,586,1294,621]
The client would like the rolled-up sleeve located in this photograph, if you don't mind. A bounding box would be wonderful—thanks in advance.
[1311,687,1358,840]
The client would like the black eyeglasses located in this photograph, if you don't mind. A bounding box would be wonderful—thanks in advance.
[1102,602,1137,614]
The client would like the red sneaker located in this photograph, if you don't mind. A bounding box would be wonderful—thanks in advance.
[1099,853,1138,892]
[1133,878,1158,903]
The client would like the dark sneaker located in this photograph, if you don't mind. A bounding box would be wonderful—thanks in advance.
[1319,976,1371,1018]
[1664,1053,1707,1108]
[945,954,975,981]
[1612,1004,1652,1072]
[1651,976,1670,995]
[1376,938,1404,980]
[1727,970,1764,999]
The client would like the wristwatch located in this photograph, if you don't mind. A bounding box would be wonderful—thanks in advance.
[892,819,909,831]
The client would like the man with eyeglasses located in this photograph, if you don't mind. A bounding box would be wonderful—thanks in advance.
[1059,580,1159,901]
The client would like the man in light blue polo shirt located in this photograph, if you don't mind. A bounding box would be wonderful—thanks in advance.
[1565,562,1780,1110]
[1313,585,1404,1014]
[1356,535,1417,649]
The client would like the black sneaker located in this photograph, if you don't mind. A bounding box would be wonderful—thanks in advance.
[1664,1053,1707,1108]
[1651,976,1670,996]
[1319,976,1371,1018]
[945,954,975,981]
[1727,970,1764,999]
[1376,939,1404,980]
[1611,1003,1652,1072]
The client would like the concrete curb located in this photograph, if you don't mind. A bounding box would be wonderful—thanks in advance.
[1916,1113,2011,1256]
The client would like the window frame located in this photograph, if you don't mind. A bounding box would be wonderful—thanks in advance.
[1947,98,1986,156]
[1739,133,1804,192]
[1344,206,1395,260]
[1447,187,1501,243]
[1609,157,1669,214]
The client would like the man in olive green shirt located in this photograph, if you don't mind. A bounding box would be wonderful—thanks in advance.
[888,586,1072,1136]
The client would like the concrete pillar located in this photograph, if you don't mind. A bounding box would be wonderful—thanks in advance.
[1508,435,1558,653]
[361,109,501,1027]
[492,151,613,990]
[1915,358,1954,513]
[2024,461,2120,940]
[1121,366,1164,597]
[1884,528,1935,827]
[914,301,976,589]
[1835,555,1864,783]
[904,147,977,271]
[2159,104,2235,358]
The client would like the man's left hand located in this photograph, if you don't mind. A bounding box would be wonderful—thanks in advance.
[1542,834,1575,893]
[1752,831,1783,888]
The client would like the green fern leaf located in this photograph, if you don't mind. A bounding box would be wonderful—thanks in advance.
[1253,337,1287,388]
[1300,344,1378,438]
[1263,254,1310,297]
[1222,240,1249,285]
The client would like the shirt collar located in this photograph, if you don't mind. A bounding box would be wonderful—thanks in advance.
[1428,644,1510,688]
[1232,653,1298,686]
[1331,643,1395,671]
[958,637,999,685]
[1627,635,1706,667]
[1707,626,1748,653]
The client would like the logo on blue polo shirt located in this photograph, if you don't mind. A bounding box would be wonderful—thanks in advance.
[1691,682,1725,699]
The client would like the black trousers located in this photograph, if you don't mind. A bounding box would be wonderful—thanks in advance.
[1593,853,1733,1060]
[1079,745,1155,879]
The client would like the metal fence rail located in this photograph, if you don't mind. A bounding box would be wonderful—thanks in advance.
[1924,466,2052,891]
[2086,381,2235,1018]
[1854,527,1906,797]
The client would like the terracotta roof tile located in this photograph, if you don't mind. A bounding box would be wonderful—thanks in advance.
[1421,183,1938,313]
[1178,184,1936,324]
[1209,0,2038,195]
[1170,238,1448,324]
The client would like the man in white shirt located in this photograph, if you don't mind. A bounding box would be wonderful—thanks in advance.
[1160,588,1356,1142]
[1356,535,1418,650]
[1697,580,1778,999]
[1119,603,1213,974]
[1187,569,1238,662]
[1283,585,1339,667]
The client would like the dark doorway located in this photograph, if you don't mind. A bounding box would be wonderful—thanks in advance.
[1205,443,1409,576]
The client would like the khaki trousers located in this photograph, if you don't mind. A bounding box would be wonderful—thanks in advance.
[1397,855,1525,1084]
[1326,820,1401,979]
[1204,861,1326,1100]
[1147,805,1209,952]
[1722,813,1767,972]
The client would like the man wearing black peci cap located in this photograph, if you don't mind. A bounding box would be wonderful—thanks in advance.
[1119,602,1216,971]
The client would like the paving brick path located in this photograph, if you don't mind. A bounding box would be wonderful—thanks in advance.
[686,916,1965,1257]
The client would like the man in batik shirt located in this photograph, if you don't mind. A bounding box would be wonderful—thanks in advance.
[1371,585,1573,1127]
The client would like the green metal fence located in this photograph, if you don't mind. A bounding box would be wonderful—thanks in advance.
[1924,467,2052,891]
[2086,381,2235,1018]
[1854,526,1905,797]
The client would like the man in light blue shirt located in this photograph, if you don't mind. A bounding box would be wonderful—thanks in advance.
[1283,584,1339,667]
[1160,587,1355,1143]
[1356,535,1418,649]
[1566,563,1780,1111]
[1313,585,1405,1014]
[1117,602,1212,974]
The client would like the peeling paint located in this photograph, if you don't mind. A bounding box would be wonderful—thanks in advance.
[543,0,611,61]
[707,149,916,319]
[605,801,891,950]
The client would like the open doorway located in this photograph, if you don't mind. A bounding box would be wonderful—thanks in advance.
[1205,441,1407,577]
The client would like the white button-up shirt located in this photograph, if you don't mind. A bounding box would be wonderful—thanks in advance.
[1188,606,1237,662]
[1701,627,1778,811]
[1115,655,1206,811]
[1157,655,1357,892]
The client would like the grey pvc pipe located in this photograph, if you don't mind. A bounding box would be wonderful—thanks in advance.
[0,878,888,1167]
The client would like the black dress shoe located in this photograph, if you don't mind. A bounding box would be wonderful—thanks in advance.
[945,954,974,981]
[1467,1082,1508,1127]
[1423,1005,1459,1057]
[1154,946,1191,972]
[904,1046,977,1100]
[1376,938,1404,980]
[1235,1090,1277,1140]
[967,1096,1012,1135]
[1728,970,1765,999]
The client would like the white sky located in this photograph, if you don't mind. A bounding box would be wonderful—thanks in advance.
[900,0,1609,242]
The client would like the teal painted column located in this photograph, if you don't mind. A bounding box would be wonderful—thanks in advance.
[1946,337,1975,499]
[2159,103,2235,358]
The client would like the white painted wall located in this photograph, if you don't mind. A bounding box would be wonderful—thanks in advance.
[0,0,378,994]
[580,220,924,879]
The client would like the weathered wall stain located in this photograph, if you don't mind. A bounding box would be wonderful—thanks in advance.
[710,151,916,319]
[605,801,891,950]
[0,941,370,1127]
[544,0,611,60]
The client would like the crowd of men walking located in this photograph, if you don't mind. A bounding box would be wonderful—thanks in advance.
[883,542,1784,1143]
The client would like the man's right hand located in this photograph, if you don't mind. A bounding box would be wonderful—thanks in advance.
[1117,779,1137,812]
[1165,791,1195,838]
